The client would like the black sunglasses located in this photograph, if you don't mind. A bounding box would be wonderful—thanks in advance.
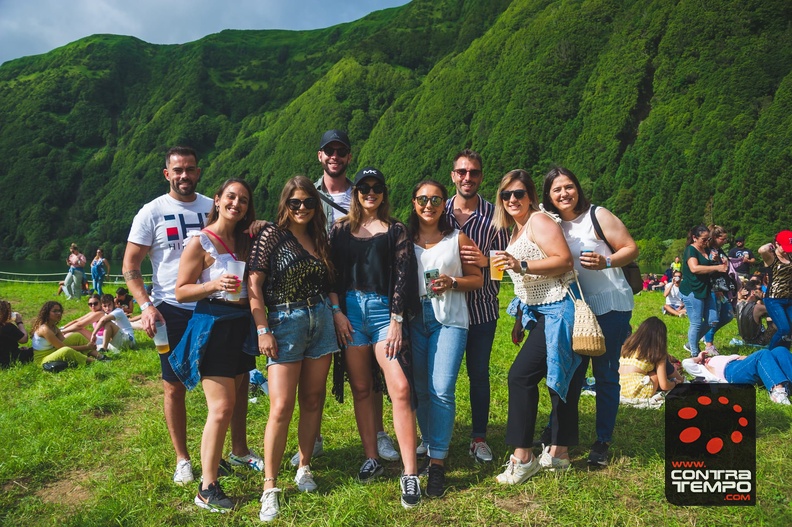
[88,302,99,306]
[500,189,528,201]
[414,195,444,207]
[286,197,319,211]
[453,168,482,178]
[356,183,386,195]
[322,146,349,157]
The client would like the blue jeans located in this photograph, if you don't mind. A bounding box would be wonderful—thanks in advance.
[570,309,631,444]
[681,291,719,355]
[345,290,391,347]
[764,297,792,349]
[703,294,734,344]
[410,298,468,460]
[724,346,792,391]
[464,320,497,439]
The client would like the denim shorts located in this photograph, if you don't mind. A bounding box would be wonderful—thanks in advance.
[267,297,339,366]
[345,290,391,347]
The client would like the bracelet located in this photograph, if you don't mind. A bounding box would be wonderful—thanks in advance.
[257,327,271,336]
[140,301,153,311]
[331,304,341,314]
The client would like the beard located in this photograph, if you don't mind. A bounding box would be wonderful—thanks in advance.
[170,178,196,197]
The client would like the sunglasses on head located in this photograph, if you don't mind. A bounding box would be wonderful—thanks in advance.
[453,168,482,178]
[286,197,319,211]
[322,146,349,157]
[414,195,444,207]
[356,183,386,195]
[500,189,528,201]
[88,302,99,306]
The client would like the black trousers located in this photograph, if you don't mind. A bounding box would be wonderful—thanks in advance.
[505,315,580,448]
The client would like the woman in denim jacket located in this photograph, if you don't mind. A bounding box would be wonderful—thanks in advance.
[491,169,578,484]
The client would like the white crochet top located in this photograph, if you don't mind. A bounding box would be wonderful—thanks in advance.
[506,210,574,305]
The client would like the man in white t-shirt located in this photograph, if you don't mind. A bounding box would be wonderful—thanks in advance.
[122,146,261,486]
[93,294,136,351]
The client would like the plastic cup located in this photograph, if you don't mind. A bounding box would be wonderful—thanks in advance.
[580,245,595,256]
[225,260,246,301]
[489,250,504,280]
[153,321,170,354]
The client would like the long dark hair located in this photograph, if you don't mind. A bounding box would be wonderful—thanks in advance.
[407,180,453,242]
[542,166,591,216]
[32,301,63,332]
[0,300,11,325]
[206,178,255,262]
[620,316,668,365]
[276,176,333,274]
[687,225,709,245]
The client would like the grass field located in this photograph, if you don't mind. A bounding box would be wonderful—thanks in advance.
[0,282,790,526]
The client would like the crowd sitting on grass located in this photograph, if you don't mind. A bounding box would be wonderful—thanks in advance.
[3,139,792,521]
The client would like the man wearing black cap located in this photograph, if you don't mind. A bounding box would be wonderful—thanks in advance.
[315,129,354,227]
[728,236,756,278]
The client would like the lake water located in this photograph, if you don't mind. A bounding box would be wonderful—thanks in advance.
[0,260,152,283]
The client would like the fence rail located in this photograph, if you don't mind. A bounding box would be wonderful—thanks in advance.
[0,271,152,284]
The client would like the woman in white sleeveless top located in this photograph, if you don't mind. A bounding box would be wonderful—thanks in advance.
[408,179,482,498]
[490,170,578,484]
[542,166,638,467]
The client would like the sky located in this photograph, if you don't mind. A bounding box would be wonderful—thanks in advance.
[0,0,411,66]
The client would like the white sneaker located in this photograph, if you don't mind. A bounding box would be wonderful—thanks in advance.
[495,454,540,485]
[469,438,493,463]
[377,431,400,461]
[416,438,427,457]
[769,386,791,405]
[290,436,325,467]
[259,487,281,522]
[173,458,194,485]
[229,448,264,471]
[538,446,571,471]
[294,464,318,492]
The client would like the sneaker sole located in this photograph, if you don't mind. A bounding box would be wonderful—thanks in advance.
[470,451,493,463]
[259,511,279,522]
[174,476,194,486]
[194,496,232,513]
[379,452,401,461]
[296,482,318,492]
[401,496,421,509]
[496,461,541,485]
[587,458,608,467]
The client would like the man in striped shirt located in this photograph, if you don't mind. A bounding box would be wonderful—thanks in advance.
[445,149,509,463]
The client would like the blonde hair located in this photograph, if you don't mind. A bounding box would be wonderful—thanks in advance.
[493,169,539,230]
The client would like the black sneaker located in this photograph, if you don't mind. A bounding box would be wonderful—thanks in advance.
[532,426,552,448]
[588,440,610,467]
[358,458,384,483]
[194,481,234,513]
[400,474,421,509]
[218,459,234,477]
[417,457,430,477]
[425,463,446,498]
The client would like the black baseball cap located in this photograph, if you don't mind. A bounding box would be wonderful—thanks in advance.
[735,236,745,243]
[354,167,385,186]
[319,129,350,149]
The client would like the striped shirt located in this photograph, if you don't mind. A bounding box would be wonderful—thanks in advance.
[445,196,509,325]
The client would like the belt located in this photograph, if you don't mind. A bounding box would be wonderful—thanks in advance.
[267,294,327,312]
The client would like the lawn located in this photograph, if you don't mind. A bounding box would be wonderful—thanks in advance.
[0,282,790,526]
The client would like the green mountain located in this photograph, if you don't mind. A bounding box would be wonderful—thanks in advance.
[1,0,790,266]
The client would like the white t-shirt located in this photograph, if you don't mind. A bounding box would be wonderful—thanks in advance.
[329,187,353,223]
[127,193,212,310]
[110,307,134,334]
[414,230,469,329]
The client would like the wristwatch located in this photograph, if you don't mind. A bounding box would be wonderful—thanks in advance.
[519,260,529,275]
[451,277,458,289]
[391,313,404,323]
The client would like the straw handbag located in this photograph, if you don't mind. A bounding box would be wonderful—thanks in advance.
[568,275,606,356]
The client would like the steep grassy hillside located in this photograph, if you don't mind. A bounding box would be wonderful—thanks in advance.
[0,0,790,262]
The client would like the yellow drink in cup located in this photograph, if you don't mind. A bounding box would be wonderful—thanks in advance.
[153,321,170,354]
[489,250,503,281]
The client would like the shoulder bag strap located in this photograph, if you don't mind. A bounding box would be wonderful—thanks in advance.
[589,205,616,254]
[319,192,349,215]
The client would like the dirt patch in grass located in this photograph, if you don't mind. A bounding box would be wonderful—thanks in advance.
[35,470,92,506]
[2,477,32,493]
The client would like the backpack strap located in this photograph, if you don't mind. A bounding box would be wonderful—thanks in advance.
[589,205,616,254]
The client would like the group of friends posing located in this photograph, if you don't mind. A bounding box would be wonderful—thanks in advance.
[113,131,644,521]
